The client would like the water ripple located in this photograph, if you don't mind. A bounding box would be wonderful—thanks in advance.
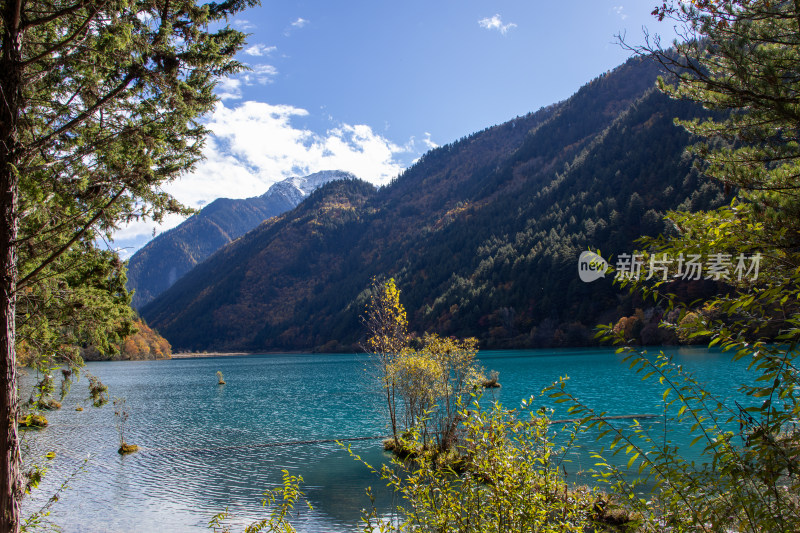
[19,349,748,532]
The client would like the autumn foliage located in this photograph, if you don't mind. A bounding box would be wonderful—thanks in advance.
[118,321,172,360]
[83,320,171,361]
[364,279,485,453]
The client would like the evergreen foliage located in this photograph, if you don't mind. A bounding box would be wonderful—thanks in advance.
[81,319,172,361]
[0,0,257,526]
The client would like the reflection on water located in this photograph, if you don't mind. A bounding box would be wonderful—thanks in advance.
[20,347,750,532]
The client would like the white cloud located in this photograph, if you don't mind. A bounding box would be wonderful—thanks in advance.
[242,64,278,85]
[284,17,309,36]
[215,78,242,100]
[214,65,277,100]
[613,6,628,20]
[421,132,438,150]
[244,43,276,57]
[112,213,185,244]
[478,14,517,35]
[402,132,439,153]
[193,101,404,196]
[232,18,255,30]
[114,101,411,253]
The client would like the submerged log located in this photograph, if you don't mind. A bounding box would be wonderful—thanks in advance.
[549,414,659,425]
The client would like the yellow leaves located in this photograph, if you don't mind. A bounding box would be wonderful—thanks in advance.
[390,348,446,405]
[364,277,487,450]
[117,319,171,360]
[364,277,409,354]
[382,278,407,325]
[419,333,479,369]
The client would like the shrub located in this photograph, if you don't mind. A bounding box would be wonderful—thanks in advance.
[349,397,602,533]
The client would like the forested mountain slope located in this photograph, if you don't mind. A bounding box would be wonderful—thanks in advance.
[126,170,354,309]
[142,56,725,351]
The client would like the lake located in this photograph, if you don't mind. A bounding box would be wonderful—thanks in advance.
[20,347,751,532]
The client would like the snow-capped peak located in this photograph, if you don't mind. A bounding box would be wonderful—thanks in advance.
[266,170,357,203]
[290,170,358,195]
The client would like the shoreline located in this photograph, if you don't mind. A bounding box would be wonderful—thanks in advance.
[79,344,717,362]
[168,344,713,359]
[170,351,254,359]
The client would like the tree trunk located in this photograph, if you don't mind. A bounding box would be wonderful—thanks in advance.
[0,0,23,530]
[0,203,19,533]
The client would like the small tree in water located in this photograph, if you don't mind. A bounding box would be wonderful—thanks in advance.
[392,334,483,452]
[364,278,485,453]
[362,278,408,446]
[114,398,137,455]
[87,374,108,408]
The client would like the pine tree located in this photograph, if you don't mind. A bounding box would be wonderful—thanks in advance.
[0,0,256,528]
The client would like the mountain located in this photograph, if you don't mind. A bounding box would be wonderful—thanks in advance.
[126,170,355,309]
[141,56,727,352]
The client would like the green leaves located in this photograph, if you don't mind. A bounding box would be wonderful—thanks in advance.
[352,397,599,533]
[3,0,258,373]
[591,3,800,529]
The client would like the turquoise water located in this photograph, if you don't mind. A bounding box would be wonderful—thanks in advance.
[20,347,750,532]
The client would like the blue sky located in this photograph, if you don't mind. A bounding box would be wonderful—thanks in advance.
[227,1,674,145]
[114,1,680,256]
